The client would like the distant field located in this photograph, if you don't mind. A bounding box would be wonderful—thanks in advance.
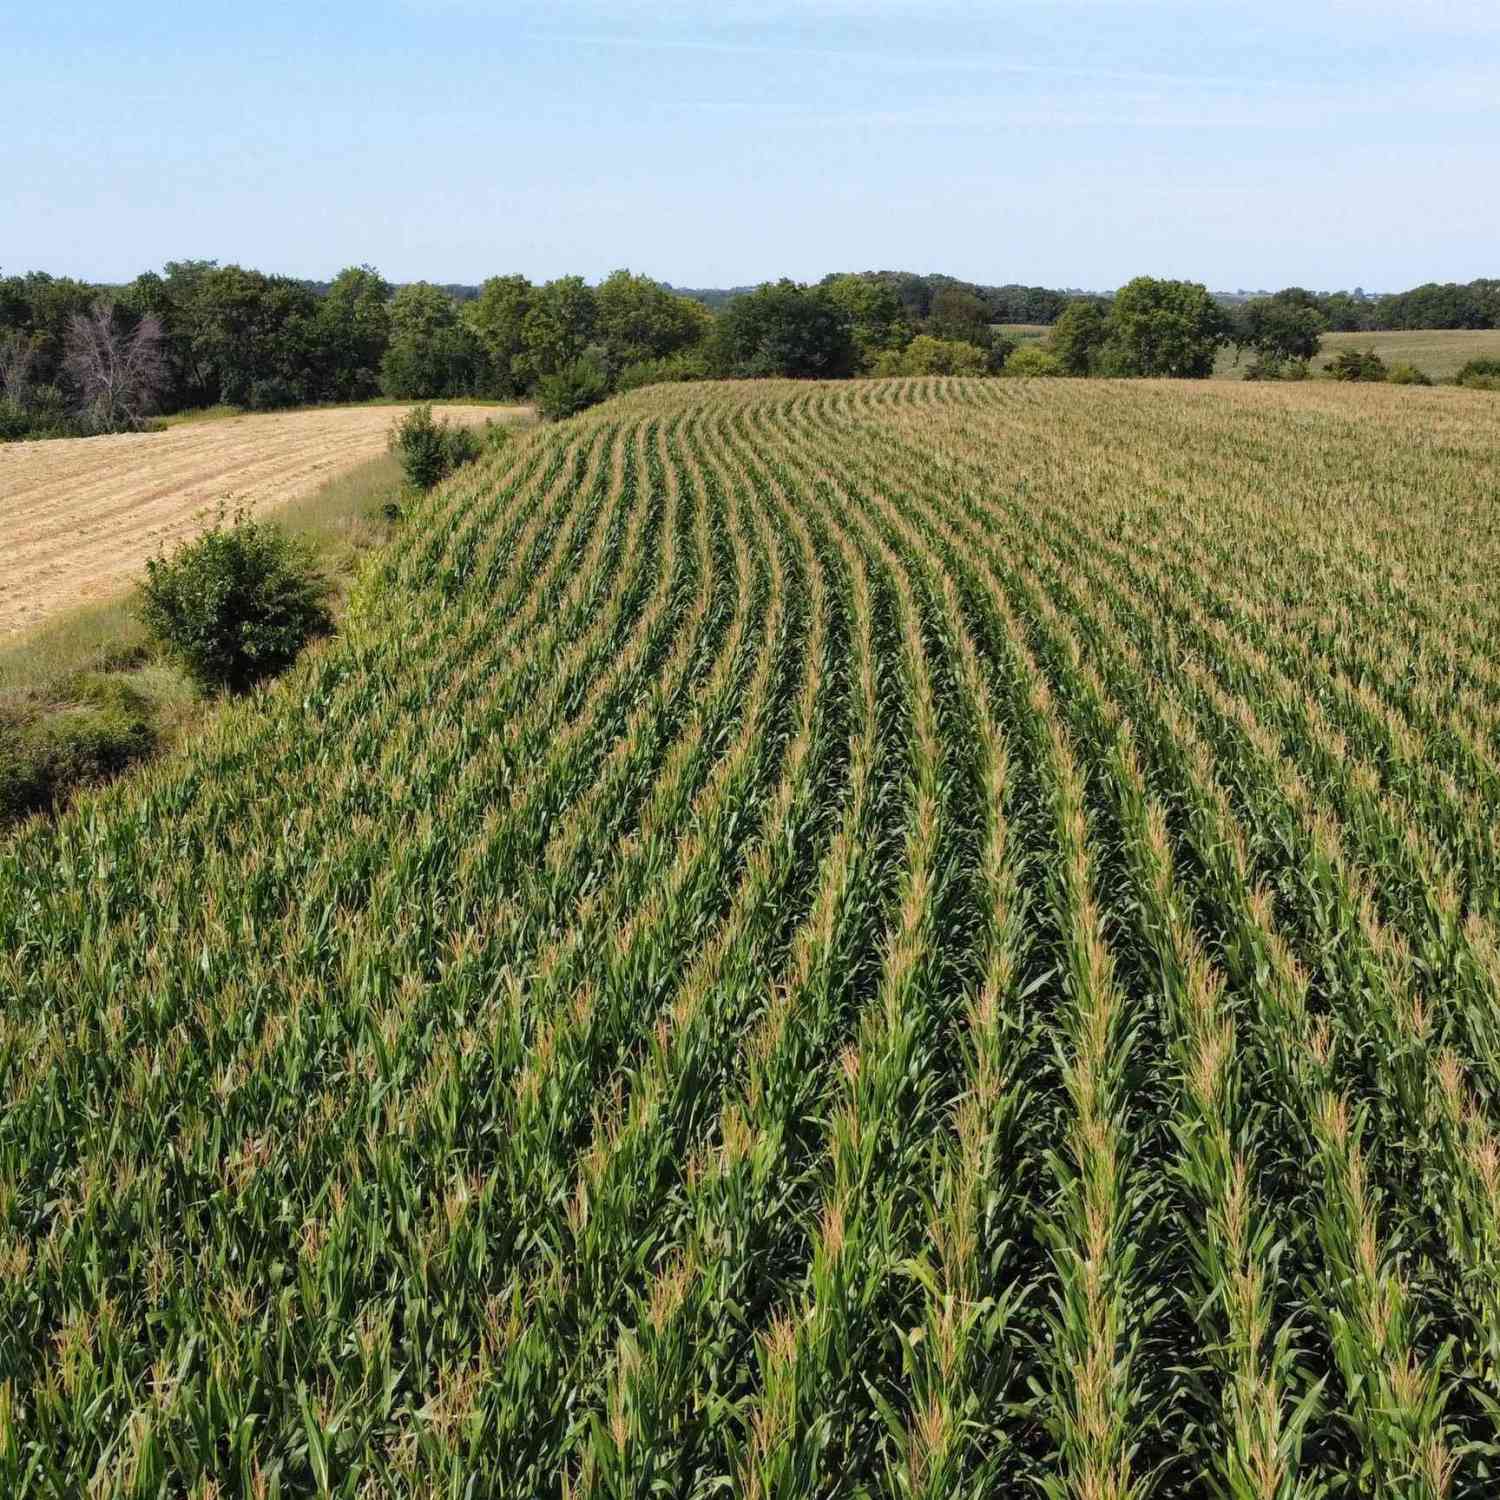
[0,403,523,636]
[1213,326,1500,380]
[997,323,1500,380]
[8,377,1500,1493]
[997,321,1050,344]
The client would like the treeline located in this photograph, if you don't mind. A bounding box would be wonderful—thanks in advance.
[1284,279,1500,332]
[0,262,1033,436]
[684,273,1500,334]
[5,261,1498,439]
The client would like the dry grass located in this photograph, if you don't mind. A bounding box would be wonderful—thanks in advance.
[0,402,526,635]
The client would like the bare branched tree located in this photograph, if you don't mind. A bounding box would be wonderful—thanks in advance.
[0,331,34,409]
[63,301,167,432]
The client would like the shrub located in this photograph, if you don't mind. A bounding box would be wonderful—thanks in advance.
[871,334,990,377]
[0,398,34,441]
[1242,355,1310,382]
[137,508,330,694]
[1387,363,1432,386]
[615,349,715,393]
[1002,346,1064,377]
[1328,347,1388,382]
[535,357,610,421]
[388,404,485,490]
[247,377,301,411]
[0,386,84,441]
[389,404,449,490]
[1457,357,1500,391]
[442,424,480,470]
[0,678,155,822]
[1241,354,1284,382]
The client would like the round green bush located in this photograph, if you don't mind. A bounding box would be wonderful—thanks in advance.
[137,508,330,694]
[535,358,610,421]
[1457,357,1500,391]
[1002,346,1064,377]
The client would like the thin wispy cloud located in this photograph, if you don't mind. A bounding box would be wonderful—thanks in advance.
[527,30,1262,91]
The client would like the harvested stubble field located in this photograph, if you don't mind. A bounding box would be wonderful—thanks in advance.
[0,404,515,636]
[5,376,1500,1497]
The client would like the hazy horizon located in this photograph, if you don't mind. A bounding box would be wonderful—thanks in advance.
[8,1,1498,290]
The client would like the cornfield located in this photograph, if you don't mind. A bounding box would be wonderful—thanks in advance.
[4,375,1500,1498]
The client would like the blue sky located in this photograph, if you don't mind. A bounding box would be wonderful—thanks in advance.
[6,1,1497,290]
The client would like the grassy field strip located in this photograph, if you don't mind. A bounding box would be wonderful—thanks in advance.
[1211,329,1500,382]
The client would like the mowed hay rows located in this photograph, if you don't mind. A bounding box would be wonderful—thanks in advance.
[0,404,518,635]
[2,378,1500,1497]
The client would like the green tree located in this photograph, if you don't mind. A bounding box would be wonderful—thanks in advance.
[465,274,534,396]
[167,264,322,408]
[380,283,484,399]
[0,271,99,404]
[1237,291,1325,364]
[822,274,910,369]
[1106,276,1228,378]
[130,260,222,408]
[316,266,392,402]
[518,276,598,382]
[710,281,857,379]
[925,284,993,346]
[1048,299,1113,375]
[593,270,711,379]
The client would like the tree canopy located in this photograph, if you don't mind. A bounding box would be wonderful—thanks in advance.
[709,281,858,379]
[1106,277,1229,378]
